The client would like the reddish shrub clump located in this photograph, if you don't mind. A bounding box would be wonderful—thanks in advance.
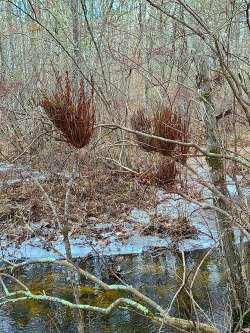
[131,105,189,161]
[157,157,177,183]
[131,105,189,183]
[130,109,155,152]
[40,73,95,148]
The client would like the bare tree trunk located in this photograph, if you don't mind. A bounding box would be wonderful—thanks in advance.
[5,2,15,72]
[70,0,81,95]
[0,36,5,80]
[196,58,250,330]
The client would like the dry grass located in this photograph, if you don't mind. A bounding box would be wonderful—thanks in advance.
[131,104,190,160]
[0,166,196,247]
[0,166,158,245]
[131,104,190,183]
[157,157,177,183]
[40,73,95,149]
[142,215,198,241]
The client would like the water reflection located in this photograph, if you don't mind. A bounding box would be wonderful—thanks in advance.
[0,248,231,333]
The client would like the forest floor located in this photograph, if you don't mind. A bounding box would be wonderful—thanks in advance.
[1,129,249,256]
[0,161,199,253]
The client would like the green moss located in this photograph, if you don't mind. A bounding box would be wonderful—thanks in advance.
[206,146,223,170]
[243,262,250,278]
[94,289,125,307]
[79,285,97,295]
[243,309,250,327]
[200,91,211,100]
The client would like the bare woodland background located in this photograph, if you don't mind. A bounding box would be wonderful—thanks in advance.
[0,1,250,333]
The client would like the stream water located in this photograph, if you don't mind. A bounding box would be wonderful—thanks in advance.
[0,248,231,333]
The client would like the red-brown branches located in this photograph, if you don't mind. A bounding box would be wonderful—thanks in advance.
[130,110,155,152]
[131,105,189,161]
[131,105,189,183]
[157,157,177,183]
[40,73,95,148]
